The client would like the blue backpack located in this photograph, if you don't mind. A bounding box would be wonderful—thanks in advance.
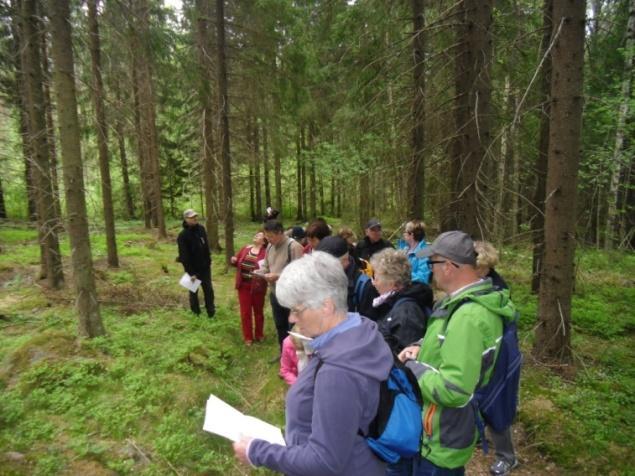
[353,273,371,309]
[314,356,423,464]
[448,296,522,450]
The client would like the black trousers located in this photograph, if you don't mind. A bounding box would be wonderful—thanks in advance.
[189,268,215,317]
[270,291,290,351]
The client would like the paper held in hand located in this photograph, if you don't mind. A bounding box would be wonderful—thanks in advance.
[179,273,201,293]
[203,394,286,446]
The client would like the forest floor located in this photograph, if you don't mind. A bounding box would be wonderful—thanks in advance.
[0,219,633,475]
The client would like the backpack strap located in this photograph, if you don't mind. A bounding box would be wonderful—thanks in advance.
[353,273,371,307]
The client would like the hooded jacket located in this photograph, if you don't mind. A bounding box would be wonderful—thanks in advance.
[248,315,393,476]
[415,279,516,469]
[177,222,211,275]
[397,239,431,284]
[376,282,434,354]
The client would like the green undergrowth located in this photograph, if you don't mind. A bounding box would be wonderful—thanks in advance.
[0,220,633,474]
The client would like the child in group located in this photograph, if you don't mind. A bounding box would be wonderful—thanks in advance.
[279,325,310,385]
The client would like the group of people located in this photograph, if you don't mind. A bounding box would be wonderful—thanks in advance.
[176,208,518,476]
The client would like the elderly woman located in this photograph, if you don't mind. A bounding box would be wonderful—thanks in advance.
[370,248,433,354]
[397,220,431,284]
[233,252,394,476]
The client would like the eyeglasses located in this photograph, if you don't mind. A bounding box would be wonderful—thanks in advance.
[427,260,460,269]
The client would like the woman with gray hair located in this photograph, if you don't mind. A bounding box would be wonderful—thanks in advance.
[370,248,433,354]
[233,252,394,476]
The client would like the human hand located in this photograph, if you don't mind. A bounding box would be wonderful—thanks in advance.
[230,256,237,264]
[190,275,197,282]
[264,273,279,283]
[233,436,254,466]
[398,345,420,363]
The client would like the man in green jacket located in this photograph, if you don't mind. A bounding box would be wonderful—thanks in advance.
[399,231,516,475]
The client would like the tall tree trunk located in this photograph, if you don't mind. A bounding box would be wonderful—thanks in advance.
[534,0,585,363]
[20,0,64,288]
[0,177,6,218]
[410,0,425,220]
[39,20,62,223]
[195,0,221,251]
[113,82,135,219]
[130,55,151,228]
[605,0,634,249]
[135,0,166,238]
[308,124,316,219]
[449,0,494,238]
[253,118,262,218]
[274,124,283,212]
[249,161,256,221]
[263,123,272,208]
[46,0,105,337]
[296,132,303,221]
[88,0,118,267]
[216,0,234,261]
[330,175,335,216]
[531,0,553,293]
[319,177,325,216]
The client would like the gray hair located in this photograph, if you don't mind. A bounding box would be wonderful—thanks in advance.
[370,248,411,288]
[276,251,348,313]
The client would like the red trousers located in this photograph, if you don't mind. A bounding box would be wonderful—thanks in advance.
[237,284,266,342]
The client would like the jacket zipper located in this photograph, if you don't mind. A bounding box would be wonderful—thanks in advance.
[424,403,436,437]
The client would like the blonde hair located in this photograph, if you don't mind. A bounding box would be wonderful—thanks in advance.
[338,226,357,245]
[405,220,426,242]
[370,248,411,288]
[474,241,499,270]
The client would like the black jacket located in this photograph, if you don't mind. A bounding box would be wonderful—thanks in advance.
[177,222,211,275]
[354,236,394,262]
[376,282,433,354]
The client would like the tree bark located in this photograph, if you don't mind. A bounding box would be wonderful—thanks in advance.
[46,0,105,337]
[253,118,262,218]
[449,0,494,238]
[410,0,425,220]
[113,81,135,219]
[263,122,272,208]
[195,0,221,251]
[216,0,234,261]
[531,0,553,293]
[87,0,118,267]
[308,123,316,219]
[296,132,303,221]
[0,177,6,218]
[135,0,166,238]
[534,0,586,363]
[20,0,64,288]
[605,0,634,249]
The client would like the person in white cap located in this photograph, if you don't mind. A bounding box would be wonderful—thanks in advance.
[177,209,215,317]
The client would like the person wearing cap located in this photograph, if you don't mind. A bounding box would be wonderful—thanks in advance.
[397,231,517,475]
[315,235,378,318]
[355,218,393,262]
[177,209,215,317]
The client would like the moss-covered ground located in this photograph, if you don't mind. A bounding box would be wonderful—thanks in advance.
[0,220,633,475]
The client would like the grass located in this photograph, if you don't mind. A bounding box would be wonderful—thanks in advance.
[0,219,633,475]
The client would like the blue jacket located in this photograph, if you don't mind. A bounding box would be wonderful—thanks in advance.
[398,240,431,284]
[248,315,393,476]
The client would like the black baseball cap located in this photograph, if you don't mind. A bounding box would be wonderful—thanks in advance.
[315,236,349,258]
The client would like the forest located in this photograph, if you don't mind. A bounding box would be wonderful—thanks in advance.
[0,0,633,474]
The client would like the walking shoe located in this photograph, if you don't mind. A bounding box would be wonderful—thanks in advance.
[490,458,518,476]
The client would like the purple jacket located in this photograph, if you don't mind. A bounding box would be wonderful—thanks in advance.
[249,315,393,475]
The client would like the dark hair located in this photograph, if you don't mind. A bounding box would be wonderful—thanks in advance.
[256,229,269,246]
[306,218,331,240]
[263,207,280,222]
[405,220,426,242]
[263,219,284,233]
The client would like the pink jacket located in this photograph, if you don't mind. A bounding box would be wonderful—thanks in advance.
[279,336,299,385]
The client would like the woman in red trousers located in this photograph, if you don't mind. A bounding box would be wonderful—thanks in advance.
[230,231,268,345]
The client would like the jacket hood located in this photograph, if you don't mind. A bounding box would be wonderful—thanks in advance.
[447,279,516,322]
[314,316,393,382]
[394,282,433,309]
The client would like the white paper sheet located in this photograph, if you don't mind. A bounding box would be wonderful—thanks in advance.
[203,394,286,446]
[179,273,202,293]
